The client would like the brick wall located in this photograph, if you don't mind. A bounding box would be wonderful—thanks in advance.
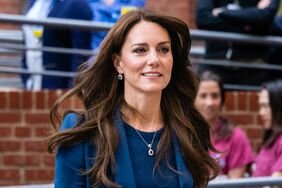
[0,0,24,29]
[0,90,263,185]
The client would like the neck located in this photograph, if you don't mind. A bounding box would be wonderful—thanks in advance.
[121,93,163,132]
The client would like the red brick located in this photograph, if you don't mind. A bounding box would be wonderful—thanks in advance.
[224,92,236,111]
[9,91,21,109]
[247,128,263,140]
[249,92,259,112]
[43,155,55,166]
[25,113,50,124]
[0,169,20,181]
[0,112,21,123]
[25,169,54,181]
[226,114,254,125]
[25,155,41,166]
[0,92,7,109]
[25,141,46,152]
[47,90,58,108]
[0,141,21,151]
[22,91,33,109]
[35,91,46,109]
[3,155,25,166]
[0,127,12,137]
[4,155,40,166]
[15,127,31,137]
[238,92,247,111]
[35,127,51,137]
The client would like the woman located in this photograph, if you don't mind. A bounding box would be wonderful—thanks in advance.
[47,9,219,187]
[253,79,282,177]
[195,71,254,179]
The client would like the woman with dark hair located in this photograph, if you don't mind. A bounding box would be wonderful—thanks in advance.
[195,71,254,179]
[47,9,219,188]
[253,79,282,177]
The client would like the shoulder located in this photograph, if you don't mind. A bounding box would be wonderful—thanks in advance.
[230,127,251,146]
[232,127,247,139]
[61,113,80,130]
[274,134,282,147]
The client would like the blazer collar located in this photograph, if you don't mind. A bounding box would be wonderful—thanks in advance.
[113,109,194,188]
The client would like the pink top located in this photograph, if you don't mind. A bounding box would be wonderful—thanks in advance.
[210,127,254,175]
[252,134,282,177]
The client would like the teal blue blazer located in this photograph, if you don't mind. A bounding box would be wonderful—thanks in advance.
[55,110,194,188]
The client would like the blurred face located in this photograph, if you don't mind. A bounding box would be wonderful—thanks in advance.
[195,80,222,123]
[259,89,272,129]
[113,21,173,96]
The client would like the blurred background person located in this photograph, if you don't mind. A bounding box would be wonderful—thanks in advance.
[42,0,93,89]
[195,71,254,179]
[22,0,54,90]
[88,0,146,52]
[253,79,282,178]
[195,0,280,86]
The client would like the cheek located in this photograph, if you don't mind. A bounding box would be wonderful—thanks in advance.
[195,99,204,110]
[121,58,143,73]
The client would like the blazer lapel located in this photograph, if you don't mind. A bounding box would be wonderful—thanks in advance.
[172,136,194,188]
[113,110,137,188]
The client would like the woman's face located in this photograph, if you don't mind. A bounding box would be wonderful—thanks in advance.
[259,89,272,129]
[113,21,173,96]
[195,80,222,123]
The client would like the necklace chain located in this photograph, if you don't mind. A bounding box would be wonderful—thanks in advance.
[134,128,157,156]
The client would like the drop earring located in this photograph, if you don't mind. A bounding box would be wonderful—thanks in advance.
[118,74,123,80]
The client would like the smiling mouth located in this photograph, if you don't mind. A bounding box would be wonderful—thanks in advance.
[142,73,161,77]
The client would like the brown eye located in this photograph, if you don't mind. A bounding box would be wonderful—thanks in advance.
[133,48,147,54]
[159,47,170,54]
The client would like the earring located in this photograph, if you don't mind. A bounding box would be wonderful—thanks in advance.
[118,74,123,80]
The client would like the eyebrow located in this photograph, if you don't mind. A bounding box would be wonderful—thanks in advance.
[130,41,170,47]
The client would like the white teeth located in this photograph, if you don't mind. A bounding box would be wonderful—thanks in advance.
[143,73,161,77]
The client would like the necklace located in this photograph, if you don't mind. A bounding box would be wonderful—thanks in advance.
[134,128,157,156]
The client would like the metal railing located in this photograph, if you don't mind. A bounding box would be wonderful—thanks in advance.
[0,177,282,188]
[1,13,282,46]
[208,176,282,187]
[0,13,282,91]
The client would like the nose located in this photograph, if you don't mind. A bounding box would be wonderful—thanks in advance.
[205,97,214,106]
[147,50,160,66]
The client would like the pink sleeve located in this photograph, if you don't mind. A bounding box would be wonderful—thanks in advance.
[271,136,282,173]
[226,128,254,171]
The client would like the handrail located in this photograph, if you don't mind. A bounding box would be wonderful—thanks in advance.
[0,177,281,188]
[191,58,282,71]
[191,29,282,46]
[0,13,282,46]
[0,67,76,78]
[208,176,282,188]
[0,13,113,31]
[0,42,95,56]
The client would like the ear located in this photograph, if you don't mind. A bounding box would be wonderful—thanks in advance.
[112,53,123,74]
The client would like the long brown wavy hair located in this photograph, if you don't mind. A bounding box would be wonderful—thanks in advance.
[47,9,219,188]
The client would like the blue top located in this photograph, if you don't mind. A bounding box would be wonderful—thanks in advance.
[55,110,194,188]
[87,0,145,50]
[124,122,179,188]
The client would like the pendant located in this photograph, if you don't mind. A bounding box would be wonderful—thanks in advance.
[148,144,154,156]
[148,148,154,156]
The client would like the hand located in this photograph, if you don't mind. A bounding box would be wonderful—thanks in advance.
[212,8,224,17]
[257,0,271,9]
